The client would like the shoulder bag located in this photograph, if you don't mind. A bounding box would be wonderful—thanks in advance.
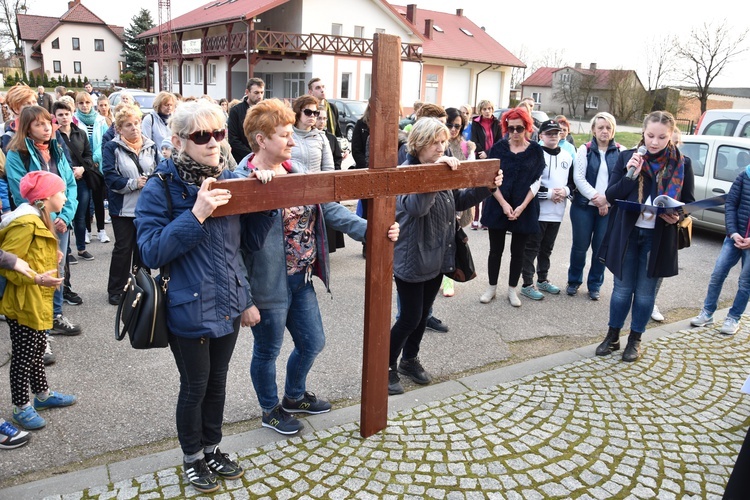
[114,174,171,349]
[446,223,476,282]
[677,215,693,250]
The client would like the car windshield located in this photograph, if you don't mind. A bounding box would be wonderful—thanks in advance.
[134,95,155,109]
[344,101,367,116]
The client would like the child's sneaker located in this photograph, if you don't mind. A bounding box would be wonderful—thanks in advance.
[183,458,219,493]
[12,406,46,430]
[521,285,544,300]
[204,446,244,479]
[34,391,77,410]
[0,420,31,448]
[537,281,560,294]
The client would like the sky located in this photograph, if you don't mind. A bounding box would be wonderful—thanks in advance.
[25,0,750,88]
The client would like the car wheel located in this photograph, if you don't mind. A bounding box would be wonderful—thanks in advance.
[346,126,354,142]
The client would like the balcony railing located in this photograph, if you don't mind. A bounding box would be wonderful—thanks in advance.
[145,30,422,62]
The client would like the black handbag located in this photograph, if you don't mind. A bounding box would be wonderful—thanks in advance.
[677,215,693,250]
[446,224,476,282]
[114,174,171,349]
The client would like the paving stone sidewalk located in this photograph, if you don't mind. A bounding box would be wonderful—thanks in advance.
[17,317,750,499]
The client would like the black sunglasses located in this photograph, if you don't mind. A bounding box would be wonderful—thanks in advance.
[448,123,462,130]
[187,129,226,145]
[507,125,526,134]
[302,109,321,117]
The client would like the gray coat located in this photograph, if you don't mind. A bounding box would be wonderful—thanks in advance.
[291,126,334,173]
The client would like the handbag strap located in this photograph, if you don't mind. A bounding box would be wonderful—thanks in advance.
[156,173,171,289]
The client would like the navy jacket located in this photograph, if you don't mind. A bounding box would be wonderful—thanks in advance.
[725,167,750,238]
[134,159,274,338]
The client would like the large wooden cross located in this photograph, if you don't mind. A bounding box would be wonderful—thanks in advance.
[212,34,499,438]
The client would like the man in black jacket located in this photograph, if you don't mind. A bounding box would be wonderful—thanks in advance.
[37,86,53,113]
[308,78,341,138]
[227,77,265,163]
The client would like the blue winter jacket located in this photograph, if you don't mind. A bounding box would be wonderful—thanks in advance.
[235,156,367,309]
[725,167,750,238]
[134,159,275,338]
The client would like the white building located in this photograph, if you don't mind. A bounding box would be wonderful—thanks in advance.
[139,1,524,113]
[17,0,125,83]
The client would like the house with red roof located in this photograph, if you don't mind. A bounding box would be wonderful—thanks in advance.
[16,0,125,83]
[521,63,647,121]
[139,1,523,116]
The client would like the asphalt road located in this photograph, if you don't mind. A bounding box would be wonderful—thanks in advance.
[0,200,735,488]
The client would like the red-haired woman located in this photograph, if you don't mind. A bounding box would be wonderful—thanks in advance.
[479,108,545,307]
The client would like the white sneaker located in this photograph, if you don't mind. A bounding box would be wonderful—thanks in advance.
[720,317,740,335]
[651,305,664,322]
[84,230,90,244]
[479,285,497,304]
[98,230,111,243]
[508,286,521,307]
[690,310,714,327]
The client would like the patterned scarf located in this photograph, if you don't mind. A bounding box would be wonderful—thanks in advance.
[637,142,684,202]
[173,151,225,185]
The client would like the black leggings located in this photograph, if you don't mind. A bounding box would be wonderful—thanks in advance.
[8,319,48,407]
[487,229,529,287]
[389,274,442,367]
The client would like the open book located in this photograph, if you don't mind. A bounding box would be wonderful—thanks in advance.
[615,195,726,215]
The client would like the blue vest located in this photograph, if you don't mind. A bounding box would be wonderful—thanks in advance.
[584,139,621,196]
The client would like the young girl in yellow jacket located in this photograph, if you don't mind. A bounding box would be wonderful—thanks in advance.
[0,170,76,430]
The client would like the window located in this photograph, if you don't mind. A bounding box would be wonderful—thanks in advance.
[714,145,750,182]
[172,65,180,84]
[183,65,191,84]
[704,120,738,137]
[94,39,104,51]
[354,26,364,38]
[51,38,59,49]
[586,96,599,109]
[532,92,542,104]
[195,63,203,84]
[72,37,80,50]
[208,63,217,85]
[260,73,273,98]
[680,141,708,177]
[425,73,439,104]
[332,23,342,36]
[53,60,61,73]
[73,61,81,74]
[283,72,306,98]
[340,73,351,99]
[375,28,385,34]
[561,73,570,83]
[459,28,473,36]
[433,25,444,33]
[364,73,371,100]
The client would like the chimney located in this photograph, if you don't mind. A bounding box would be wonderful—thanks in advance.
[589,62,597,71]
[574,62,582,69]
[424,19,433,39]
[68,0,79,8]
[406,4,416,24]
[456,8,463,16]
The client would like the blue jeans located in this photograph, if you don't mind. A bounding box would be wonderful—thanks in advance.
[568,201,609,291]
[54,228,69,316]
[702,237,750,321]
[608,228,658,334]
[73,180,90,252]
[250,272,326,412]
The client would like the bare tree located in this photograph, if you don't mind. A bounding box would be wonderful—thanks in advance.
[677,20,749,114]
[0,0,28,71]
[551,68,592,118]
[644,34,678,91]
[537,49,567,70]
[510,45,529,89]
[606,69,647,122]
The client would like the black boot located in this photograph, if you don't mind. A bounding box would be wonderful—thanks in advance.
[595,327,621,356]
[622,331,642,362]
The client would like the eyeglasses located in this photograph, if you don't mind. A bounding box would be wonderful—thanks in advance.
[187,129,226,145]
[302,109,321,117]
[507,125,526,134]
[448,123,462,130]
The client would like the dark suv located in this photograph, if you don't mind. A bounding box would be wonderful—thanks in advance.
[327,99,368,142]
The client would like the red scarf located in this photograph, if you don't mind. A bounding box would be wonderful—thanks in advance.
[34,141,51,166]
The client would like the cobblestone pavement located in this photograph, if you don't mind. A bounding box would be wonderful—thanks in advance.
[29,318,750,499]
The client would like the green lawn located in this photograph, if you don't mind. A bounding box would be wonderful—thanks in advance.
[571,132,641,150]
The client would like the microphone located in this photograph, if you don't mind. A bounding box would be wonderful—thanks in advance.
[626,146,648,180]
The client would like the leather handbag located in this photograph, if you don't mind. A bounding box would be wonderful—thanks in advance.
[114,174,171,349]
[677,215,693,250]
[446,224,476,282]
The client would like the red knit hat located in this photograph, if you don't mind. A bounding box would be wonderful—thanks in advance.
[19,170,66,203]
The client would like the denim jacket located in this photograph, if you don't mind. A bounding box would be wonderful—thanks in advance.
[235,155,366,309]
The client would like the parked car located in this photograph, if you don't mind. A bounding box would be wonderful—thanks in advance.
[681,135,750,232]
[108,90,157,114]
[695,109,750,138]
[327,98,368,142]
[493,108,549,128]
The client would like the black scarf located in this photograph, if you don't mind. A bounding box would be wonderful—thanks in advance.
[173,152,225,185]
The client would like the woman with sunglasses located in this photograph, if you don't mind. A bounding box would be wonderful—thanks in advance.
[101,104,158,305]
[479,108,545,307]
[290,95,333,173]
[135,99,275,493]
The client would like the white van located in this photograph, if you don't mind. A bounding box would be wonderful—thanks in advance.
[681,135,750,232]
[695,109,750,138]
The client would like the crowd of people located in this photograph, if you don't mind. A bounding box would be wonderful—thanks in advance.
[0,78,745,495]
